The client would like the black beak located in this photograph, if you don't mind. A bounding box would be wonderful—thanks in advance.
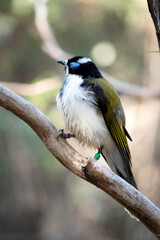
[57,60,67,65]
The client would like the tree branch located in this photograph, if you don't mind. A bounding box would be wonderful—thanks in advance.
[34,0,160,99]
[0,83,160,238]
[147,0,160,50]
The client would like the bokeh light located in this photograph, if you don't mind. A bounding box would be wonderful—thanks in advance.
[91,41,117,67]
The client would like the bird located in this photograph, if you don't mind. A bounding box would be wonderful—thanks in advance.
[56,56,137,189]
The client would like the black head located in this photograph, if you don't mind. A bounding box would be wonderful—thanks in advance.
[58,56,102,79]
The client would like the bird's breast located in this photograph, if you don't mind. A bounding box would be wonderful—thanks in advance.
[56,75,109,149]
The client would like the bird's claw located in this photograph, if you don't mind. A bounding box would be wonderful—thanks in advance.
[56,129,75,139]
[56,129,64,139]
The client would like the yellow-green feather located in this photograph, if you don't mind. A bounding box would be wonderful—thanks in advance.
[89,78,131,166]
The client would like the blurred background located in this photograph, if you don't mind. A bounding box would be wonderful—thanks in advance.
[0,0,160,239]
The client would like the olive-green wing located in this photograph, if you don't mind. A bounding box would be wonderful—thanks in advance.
[89,78,132,173]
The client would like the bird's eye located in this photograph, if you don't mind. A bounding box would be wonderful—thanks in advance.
[70,62,80,70]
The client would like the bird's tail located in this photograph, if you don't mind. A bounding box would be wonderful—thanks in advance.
[101,144,137,189]
[101,140,138,220]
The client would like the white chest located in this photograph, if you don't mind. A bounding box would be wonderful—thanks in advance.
[56,75,109,149]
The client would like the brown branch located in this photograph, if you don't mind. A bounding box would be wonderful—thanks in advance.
[147,0,160,50]
[0,83,160,238]
[34,0,160,99]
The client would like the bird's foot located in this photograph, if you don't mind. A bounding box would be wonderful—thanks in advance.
[57,129,75,139]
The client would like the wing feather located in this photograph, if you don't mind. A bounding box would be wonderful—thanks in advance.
[89,78,134,181]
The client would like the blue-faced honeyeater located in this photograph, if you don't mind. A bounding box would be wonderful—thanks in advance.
[56,56,137,189]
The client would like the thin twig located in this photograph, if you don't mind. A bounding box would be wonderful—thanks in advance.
[0,83,160,238]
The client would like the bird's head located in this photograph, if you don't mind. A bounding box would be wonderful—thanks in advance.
[58,56,102,79]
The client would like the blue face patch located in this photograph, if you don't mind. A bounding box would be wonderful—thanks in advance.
[70,62,80,70]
